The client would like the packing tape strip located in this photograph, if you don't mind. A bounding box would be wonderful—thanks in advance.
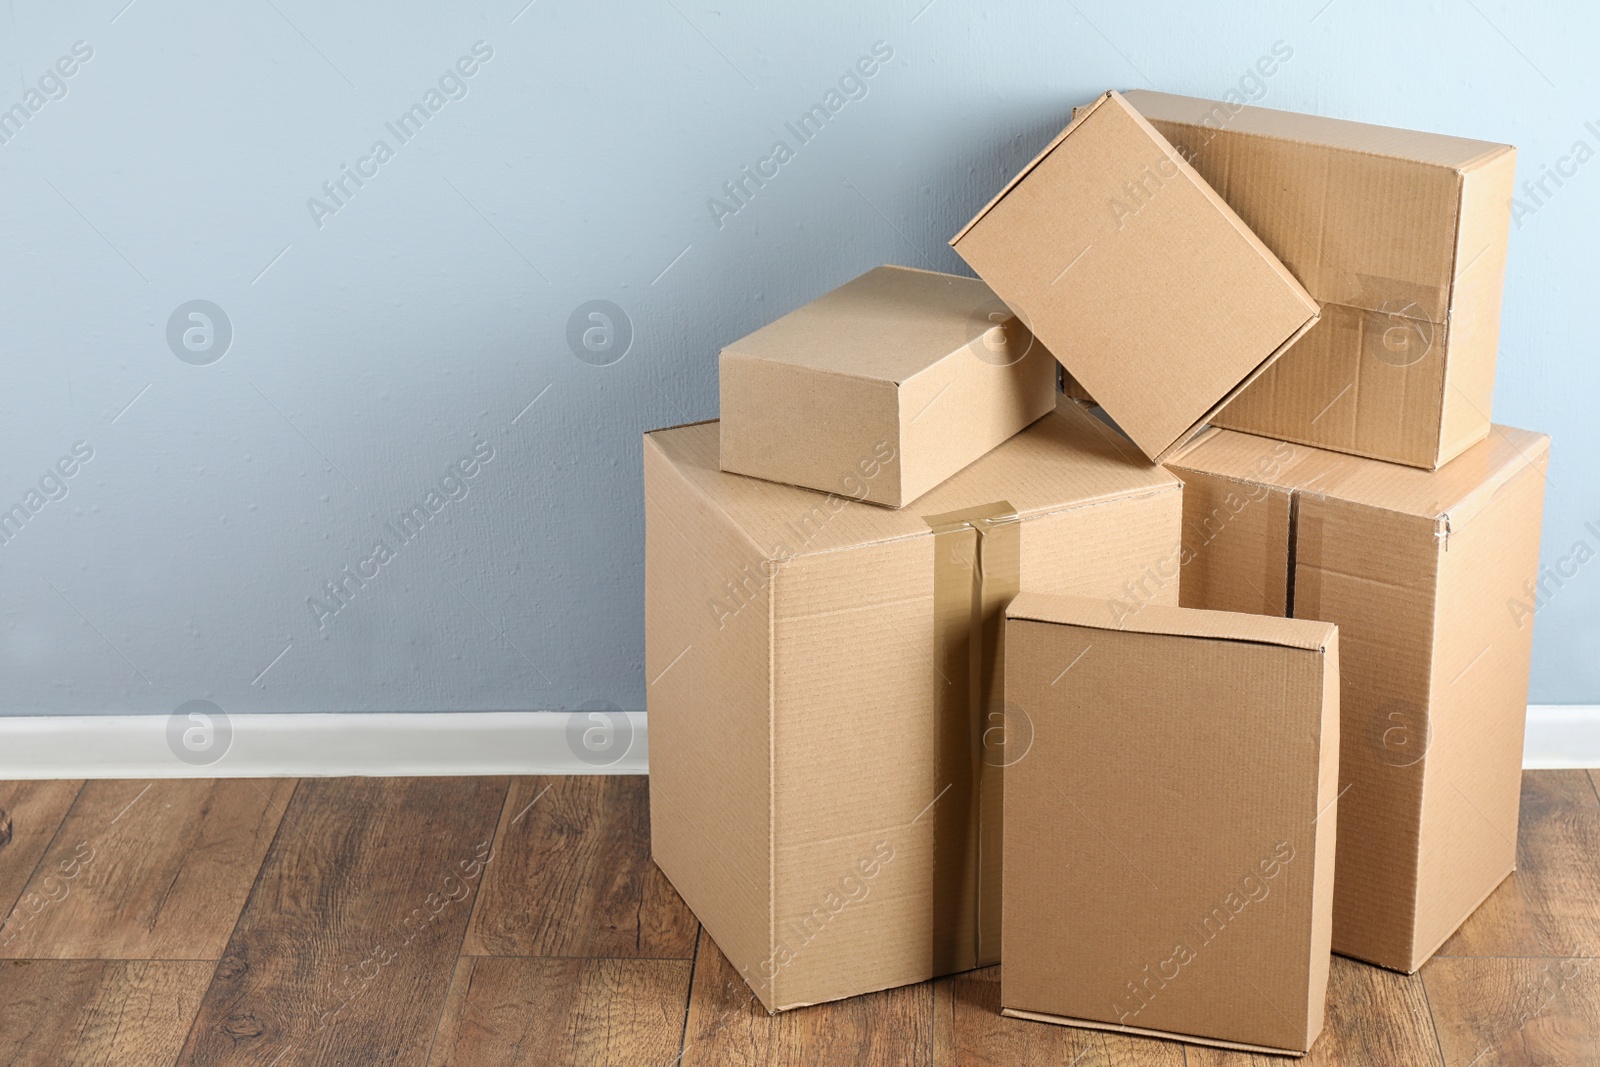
[924,500,1019,969]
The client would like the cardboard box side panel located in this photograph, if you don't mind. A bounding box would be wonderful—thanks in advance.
[1137,106,1467,322]
[764,490,1183,1007]
[1294,498,1440,968]
[720,353,904,506]
[1305,634,1341,1043]
[1003,621,1329,1053]
[897,340,1057,504]
[1409,449,1548,967]
[643,439,775,1001]
[1437,150,1517,465]
[1171,468,1292,616]
[768,538,952,1008]
[1212,304,1449,469]
[952,92,1316,461]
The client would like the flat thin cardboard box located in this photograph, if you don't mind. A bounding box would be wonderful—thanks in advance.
[719,265,1057,508]
[645,399,1185,1011]
[1002,593,1339,1056]
[950,89,1319,463]
[1166,425,1550,972]
[1126,90,1516,469]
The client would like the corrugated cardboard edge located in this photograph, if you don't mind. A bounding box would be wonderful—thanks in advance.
[1334,866,1514,976]
[1007,591,1335,651]
[1124,89,1514,177]
[999,1009,1310,1057]
[950,92,1117,246]
[1152,310,1323,463]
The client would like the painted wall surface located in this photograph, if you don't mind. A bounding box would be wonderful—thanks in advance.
[0,0,1593,715]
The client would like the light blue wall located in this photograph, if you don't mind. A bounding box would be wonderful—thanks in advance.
[1,0,1593,714]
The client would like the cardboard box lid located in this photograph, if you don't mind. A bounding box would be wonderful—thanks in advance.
[1123,90,1514,325]
[645,398,1182,560]
[1167,426,1550,534]
[1002,592,1339,1053]
[721,264,1028,386]
[950,90,1319,463]
[1008,591,1335,651]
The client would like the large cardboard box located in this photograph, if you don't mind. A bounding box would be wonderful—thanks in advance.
[1126,90,1517,469]
[1166,425,1550,971]
[1002,593,1339,1055]
[719,265,1057,508]
[950,89,1319,463]
[645,400,1185,1010]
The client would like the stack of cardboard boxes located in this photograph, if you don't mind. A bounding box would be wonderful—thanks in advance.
[644,89,1547,1055]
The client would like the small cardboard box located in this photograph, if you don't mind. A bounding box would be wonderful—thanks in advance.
[1002,593,1340,1056]
[719,265,1058,508]
[950,89,1319,463]
[1126,90,1517,469]
[646,399,1185,1011]
[1166,424,1550,971]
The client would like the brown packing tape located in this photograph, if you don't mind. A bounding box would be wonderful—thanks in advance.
[924,500,1019,969]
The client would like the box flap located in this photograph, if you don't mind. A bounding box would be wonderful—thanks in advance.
[1007,591,1335,651]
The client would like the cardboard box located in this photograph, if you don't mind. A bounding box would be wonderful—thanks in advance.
[719,265,1058,508]
[645,399,1185,1011]
[1126,90,1517,469]
[1002,593,1339,1055]
[1166,425,1550,971]
[950,89,1319,463]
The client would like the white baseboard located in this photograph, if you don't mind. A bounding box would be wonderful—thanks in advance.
[0,706,1593,779]
[0,711,647,779]
[1523,705,1600,769]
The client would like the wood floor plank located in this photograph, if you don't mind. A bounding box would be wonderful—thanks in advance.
[1185,957,1445,1066]
[0,959,213,1066]
[175,776,508,1067]
[1436,770,1600,958]
[425,954,693,1066]
[0,779,293,960]
[932,965,1183,1065]
[1423,955,1600,1066]
[680,927,932,1066]
[0,779,82,940]
[463,775,697,959]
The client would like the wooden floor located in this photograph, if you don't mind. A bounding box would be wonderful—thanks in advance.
[0,771,1595,1066]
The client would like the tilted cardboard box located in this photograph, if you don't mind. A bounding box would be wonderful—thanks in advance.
[1002,593,1339,1056]
[719,265,1058,508]
[1126,90,1516,469]
[951,89,1319,463]
[1166,425,1549,971]
[645,400,1184,1010]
